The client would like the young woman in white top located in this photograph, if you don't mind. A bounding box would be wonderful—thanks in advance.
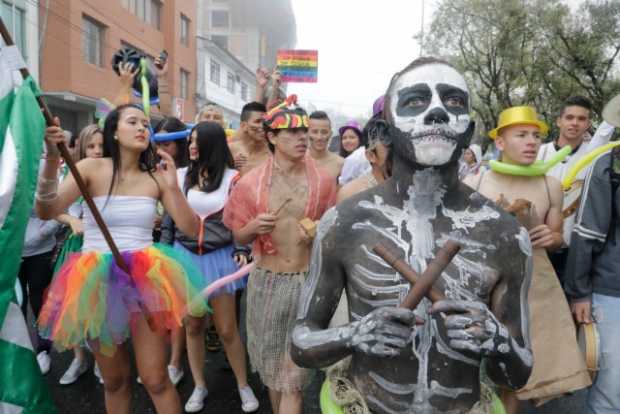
[162,121,259,412]
[36,104,207,414]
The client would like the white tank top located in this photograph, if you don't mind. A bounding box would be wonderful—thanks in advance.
[82,196,157,253]
[177,167,238,218]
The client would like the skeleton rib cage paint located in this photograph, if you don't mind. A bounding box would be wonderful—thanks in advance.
[291,58,533,414]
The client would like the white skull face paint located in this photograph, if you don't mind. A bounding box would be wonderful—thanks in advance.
[388,63,471,166]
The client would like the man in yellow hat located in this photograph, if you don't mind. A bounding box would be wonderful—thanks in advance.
[465,106,591,412]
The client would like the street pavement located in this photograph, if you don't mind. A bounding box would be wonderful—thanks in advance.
[44,349,585,414]
[44,345,325,413]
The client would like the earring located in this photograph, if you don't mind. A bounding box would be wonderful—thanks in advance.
[114,135,118,140]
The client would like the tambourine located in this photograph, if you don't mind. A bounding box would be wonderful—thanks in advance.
[577,322,600,380]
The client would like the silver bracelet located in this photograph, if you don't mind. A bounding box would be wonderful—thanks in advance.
[35,191,59,203]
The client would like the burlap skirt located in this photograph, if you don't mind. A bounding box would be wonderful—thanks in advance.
[246,267,311,392]
[515,248,591,403]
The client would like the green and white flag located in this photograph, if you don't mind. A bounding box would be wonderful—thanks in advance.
[0,45,57,413]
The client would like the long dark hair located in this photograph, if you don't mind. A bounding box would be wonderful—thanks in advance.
[102,104,158,199]
[154,116,189,168]
[184,121,234,194]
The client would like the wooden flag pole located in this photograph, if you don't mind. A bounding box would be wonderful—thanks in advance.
[0,18,130,273]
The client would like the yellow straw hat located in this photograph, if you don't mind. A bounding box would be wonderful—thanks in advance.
[488,106,549,140]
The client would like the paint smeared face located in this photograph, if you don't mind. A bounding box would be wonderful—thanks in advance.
[388,63,470,167]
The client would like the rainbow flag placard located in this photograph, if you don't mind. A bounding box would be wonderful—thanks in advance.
[277,50,318,83]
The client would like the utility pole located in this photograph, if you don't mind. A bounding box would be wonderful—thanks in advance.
[420,0,425,56]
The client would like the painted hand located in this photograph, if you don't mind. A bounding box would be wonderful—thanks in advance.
[430,300,511,356]
[348,307,415,357]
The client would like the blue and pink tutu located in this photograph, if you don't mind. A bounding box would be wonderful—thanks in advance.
[173,242,247,298]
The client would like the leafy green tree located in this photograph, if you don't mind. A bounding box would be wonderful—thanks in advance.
[422,0,620,145]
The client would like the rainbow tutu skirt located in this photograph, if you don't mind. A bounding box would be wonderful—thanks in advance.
[38,243,209,356]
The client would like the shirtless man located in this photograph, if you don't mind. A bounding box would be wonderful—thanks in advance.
[228,102,269,176]
[224,96,336,414]
[307,111,344,181]
[337,114,391,203]
[465,106,589,411]
[291,57,533,414]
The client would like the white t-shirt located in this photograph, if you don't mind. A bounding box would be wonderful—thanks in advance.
[538,121,615,245]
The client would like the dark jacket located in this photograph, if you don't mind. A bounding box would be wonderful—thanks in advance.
[160,210,251,258]
[565,150,620,300]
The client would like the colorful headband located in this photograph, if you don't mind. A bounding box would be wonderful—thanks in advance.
[263,95,309,130]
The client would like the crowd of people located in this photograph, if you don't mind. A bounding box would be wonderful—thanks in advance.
[20,55,620,414]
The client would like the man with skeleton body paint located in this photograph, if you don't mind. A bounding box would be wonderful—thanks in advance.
[291,57,533,413]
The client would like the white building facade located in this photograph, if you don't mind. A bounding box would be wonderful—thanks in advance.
[195,0,296,127]
[1,0,39,80]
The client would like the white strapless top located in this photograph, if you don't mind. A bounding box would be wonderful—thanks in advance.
[82,196,157,253]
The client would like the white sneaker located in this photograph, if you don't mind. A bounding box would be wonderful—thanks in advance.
[167,365,184,386]
[36,351,51,375]
[239,385,259,412]
[93,362,103,384]
[59,357,88,385]
[184,386,208,413]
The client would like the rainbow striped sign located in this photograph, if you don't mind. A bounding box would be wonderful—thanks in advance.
[277,49,318,83]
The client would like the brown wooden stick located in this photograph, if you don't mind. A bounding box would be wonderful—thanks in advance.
[401,241,460,309]
[373,242,460,309]
[0,18,128,274]
[273,198,292,215]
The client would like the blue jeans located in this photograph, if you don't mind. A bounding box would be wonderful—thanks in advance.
[586,293,620,414]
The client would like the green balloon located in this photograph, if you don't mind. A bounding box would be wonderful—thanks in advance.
[489,146,571,176]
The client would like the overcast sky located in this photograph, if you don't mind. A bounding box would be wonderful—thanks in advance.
[288,0,427,118]
[287,0,585,119]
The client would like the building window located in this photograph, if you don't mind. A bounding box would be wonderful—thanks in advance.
[82,16,104,66]
[1,1,26,54]
[180,14,190,46]
[180,69,189,100]
[241,82,248,101]
[121,0,161,30]
[150,0,162,30]
[211,35,228,50]
[210,60,220,85]
[226,72,235,94]
[210,10,229,29]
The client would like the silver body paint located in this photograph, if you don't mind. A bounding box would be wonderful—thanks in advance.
[350,169,501,409]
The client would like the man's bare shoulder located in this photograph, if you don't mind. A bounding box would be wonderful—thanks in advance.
[228,140,245,155]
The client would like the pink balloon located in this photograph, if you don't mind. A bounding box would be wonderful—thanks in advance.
[200,263,255,298]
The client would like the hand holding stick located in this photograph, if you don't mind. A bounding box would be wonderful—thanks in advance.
[273,198,292,216]
[372,241,460,309]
